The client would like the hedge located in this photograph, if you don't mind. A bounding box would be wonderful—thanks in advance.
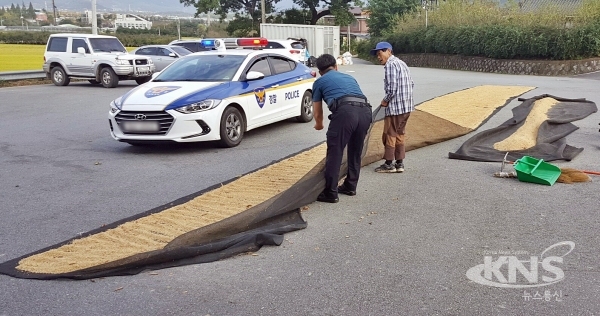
[0,31,177,47]
[357,22,600,60]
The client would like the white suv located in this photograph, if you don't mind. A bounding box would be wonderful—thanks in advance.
[43,33,155,88]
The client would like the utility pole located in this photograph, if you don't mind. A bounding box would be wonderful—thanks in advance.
[91,0,98,34]
[52,0,57,25]
[422,0,437,28]
[422,0,428,28]
[261,0,265,24]
[347,24,350,53]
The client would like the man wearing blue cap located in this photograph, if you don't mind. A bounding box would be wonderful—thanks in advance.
[370,42,414,173]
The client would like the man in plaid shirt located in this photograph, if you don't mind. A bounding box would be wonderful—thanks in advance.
[370,42,415,173]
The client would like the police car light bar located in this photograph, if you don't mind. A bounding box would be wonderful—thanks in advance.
[200,39,216,47]
[200,39,226,52]
[237,38,268,47]
[222,37,268,49]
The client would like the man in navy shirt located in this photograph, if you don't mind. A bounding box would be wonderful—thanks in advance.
[312,54,373,203]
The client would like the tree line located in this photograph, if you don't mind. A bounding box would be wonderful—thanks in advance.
[0,2,37,19]
[180,0,361,29]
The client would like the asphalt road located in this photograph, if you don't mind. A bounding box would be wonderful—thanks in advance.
[1,61,599,315]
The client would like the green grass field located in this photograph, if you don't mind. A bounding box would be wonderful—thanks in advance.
[0,44,46,72]
[0,44,138,72]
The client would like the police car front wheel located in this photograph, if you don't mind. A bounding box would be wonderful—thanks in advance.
[296,90,313,123]
[219,107,245,148]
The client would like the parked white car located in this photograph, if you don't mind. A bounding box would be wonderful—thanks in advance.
[43,33,155,88]
[130,45,192,71]
[264,39,307,64]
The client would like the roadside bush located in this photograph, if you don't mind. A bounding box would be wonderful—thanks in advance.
[356,0,600,61]
[115,34,176,47]
[357,22,600,61]
[0,31,177,47]
[0,31,51,44]
[355,39,378,63]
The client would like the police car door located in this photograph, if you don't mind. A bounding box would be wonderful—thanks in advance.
[268,56,303,119]
[242,55,280,127]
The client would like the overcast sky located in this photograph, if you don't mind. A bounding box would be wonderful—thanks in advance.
[275,0,298,11]
[0,0,329,15]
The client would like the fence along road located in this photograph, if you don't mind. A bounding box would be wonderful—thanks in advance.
[0,70,46,81]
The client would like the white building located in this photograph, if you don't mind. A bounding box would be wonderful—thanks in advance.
[83,10,102,23]
[114,13,152,30]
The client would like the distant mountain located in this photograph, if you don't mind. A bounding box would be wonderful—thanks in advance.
[0,0,198,15]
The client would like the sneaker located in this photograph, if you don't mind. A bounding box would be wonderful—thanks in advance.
[395,162,405,173]
[375,163,396,173]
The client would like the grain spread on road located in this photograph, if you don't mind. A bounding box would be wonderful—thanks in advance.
[417,85,535,130]
[16,85,534,275]
[17,145,327,274]
[494,97,558,151]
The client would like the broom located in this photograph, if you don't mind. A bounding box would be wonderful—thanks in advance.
[556,168,598,184]
[494,154,597,184]
[494,167,595,183]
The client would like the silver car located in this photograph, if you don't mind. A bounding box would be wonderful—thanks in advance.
[131,45,193,71]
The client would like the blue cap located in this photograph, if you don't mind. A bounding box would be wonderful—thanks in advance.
[370,42,393,56]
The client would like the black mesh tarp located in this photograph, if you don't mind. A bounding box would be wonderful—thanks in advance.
[2,91,554,280]
[449,95,597,162]
[0,108,384,280]
[0,144,326,280]
[4,90,552,280]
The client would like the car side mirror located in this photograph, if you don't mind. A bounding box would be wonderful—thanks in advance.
[245,71,265,81]
[152,72,160,80]
[169,53,177,57]
[77,47,86,55]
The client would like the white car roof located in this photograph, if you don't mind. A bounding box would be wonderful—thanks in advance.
[269,39,301,43]
[49,33,118,39]
[169,39,202,44]
[189,49,291,58]
[137,44,182,48]
[189,49,255,57]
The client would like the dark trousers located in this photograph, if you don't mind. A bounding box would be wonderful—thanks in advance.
[323,103,373,198]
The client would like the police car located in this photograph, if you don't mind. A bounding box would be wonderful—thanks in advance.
[108,38,316,147]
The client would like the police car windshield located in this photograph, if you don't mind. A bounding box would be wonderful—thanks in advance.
[154,54,245,82]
